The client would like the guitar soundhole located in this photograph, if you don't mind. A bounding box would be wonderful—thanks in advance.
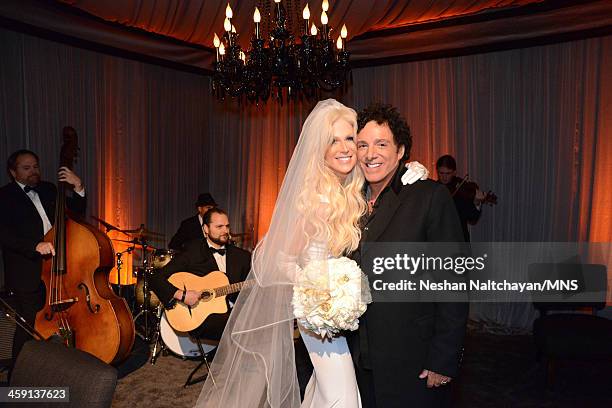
[201,290,214,302]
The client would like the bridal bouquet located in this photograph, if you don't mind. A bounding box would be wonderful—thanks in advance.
[292,257,372,339]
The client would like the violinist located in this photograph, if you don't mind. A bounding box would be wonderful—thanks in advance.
[436,155,485,242]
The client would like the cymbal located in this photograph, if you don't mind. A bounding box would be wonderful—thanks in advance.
[111,237,157,250]
[123,224,165,238]
[111,238,139,244]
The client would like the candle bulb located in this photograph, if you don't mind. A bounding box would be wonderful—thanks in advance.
[322,0,329,12]
[219,43,225,61]
[336,36,342,50]
[225,3,233,19]
[232,24,236,34]
[254,7,261,39]
[321,11,328,39]
[213,33,220,62]
[341,24,348,39]
[224,17,232,45]
[303,4,310,34]
[310,23,318,37]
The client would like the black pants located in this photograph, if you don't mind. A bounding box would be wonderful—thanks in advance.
[355,360,453,408]
[11,288,45,362]
[355,362,377,408]
[190,311,231,341]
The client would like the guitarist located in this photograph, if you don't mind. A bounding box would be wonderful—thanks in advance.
[149,208,251,340]
[436,155,486,242]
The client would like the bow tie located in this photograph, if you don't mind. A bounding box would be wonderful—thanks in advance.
[24,185,40,194]
[210,247,226,256]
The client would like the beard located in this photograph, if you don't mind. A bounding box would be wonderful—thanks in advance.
[25,174,40,186]
[209,234,229,246]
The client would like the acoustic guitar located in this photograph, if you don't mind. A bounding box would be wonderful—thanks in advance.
[164,271,248,332]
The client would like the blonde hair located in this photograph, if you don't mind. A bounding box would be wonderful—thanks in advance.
[296,104,367,257]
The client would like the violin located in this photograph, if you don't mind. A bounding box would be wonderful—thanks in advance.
[450,174,498,206]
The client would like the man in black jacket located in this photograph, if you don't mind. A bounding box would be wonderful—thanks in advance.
[150,208,250,340]
[351,104,468,408]
[0,149,86,362]
[168,193,217,251]
[436,155,485,242]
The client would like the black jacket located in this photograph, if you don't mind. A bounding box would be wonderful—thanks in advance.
[444,176,482,242]
[0,181,86,292]
[168,215,204,251]
[349,165,468,408]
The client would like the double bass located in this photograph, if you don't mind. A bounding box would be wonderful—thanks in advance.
[35,127,134,364]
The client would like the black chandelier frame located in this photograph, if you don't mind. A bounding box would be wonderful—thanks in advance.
[212,2,351,103]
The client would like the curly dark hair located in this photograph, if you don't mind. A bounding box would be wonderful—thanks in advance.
[357,103,412,161]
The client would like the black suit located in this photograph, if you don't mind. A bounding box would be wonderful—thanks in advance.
[443,176,481,242]
[149,239,251,340]
[0,180,86,359]
[349,166,468,408]
[168,215,204,251]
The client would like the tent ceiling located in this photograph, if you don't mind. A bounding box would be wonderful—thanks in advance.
[1,0,611,73]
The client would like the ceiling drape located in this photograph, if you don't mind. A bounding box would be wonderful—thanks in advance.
[1,0,610,72]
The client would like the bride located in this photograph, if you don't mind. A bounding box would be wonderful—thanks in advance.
[196,99,368,407]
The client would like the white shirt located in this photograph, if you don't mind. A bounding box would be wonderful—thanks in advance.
[17,181,53,235]
[198,214,206,237]
[207,239,232,307]
[17,181,85,235]
[207,238,226,273]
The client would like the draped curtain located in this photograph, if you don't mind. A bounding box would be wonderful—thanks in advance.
[2,0,611,71]
[1,27,610,329]
[344,39,612,329]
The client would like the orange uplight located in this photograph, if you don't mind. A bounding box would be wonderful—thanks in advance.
[107,229,136,285]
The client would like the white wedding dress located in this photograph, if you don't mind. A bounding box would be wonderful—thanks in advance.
[298,239,362,408]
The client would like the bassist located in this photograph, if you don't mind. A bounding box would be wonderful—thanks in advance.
[0,145,85,367]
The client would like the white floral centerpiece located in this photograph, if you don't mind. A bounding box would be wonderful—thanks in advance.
[292,257,372,339]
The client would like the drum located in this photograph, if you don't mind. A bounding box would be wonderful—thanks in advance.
[160,312,215,357]
[135,275,160,307]
[152,249,175,269]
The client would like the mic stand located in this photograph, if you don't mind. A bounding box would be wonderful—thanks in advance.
[149,304,166,364]
[0,297,44,341]
[115,246,134,297]
[132,238,156,342]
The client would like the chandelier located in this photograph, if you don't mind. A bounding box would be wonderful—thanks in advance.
[211,0,351,103]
